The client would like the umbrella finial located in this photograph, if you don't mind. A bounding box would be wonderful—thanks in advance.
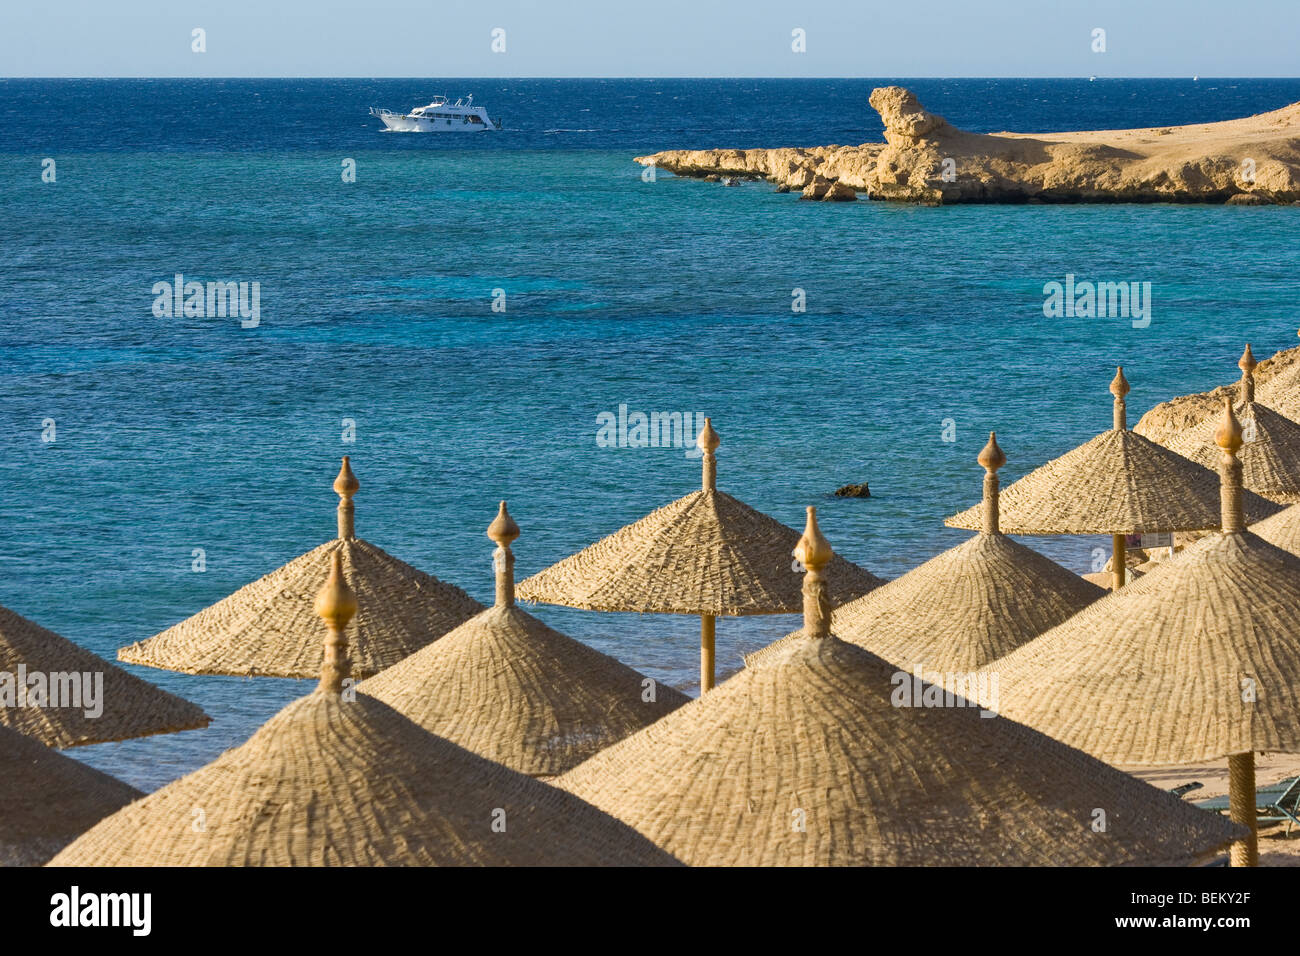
[698,417,720,491]
[314,550,358,694]
[487,500,520,607]
[794,506,833,639]
[978,431,1006,534]
[334,456,360,539]
[1110,366,1130,431]
[1215,397,1246,533]
[1239,344,1257,403]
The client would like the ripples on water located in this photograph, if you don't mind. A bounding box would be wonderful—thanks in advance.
[1,78,1298,789]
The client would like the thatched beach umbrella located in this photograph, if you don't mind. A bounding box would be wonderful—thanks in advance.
[0,603,208,748]
[555,507,1241,866]
[1166,345,1300,503]
[361,502,689,777]
[119,457,483,679]
[946,368,1279,590]
[517,419,882,691]
[746,433,1104,672]
[1250,499,1300,552]
[984,400,1300,866]
[53,553,679,867]
[1,724,141,866]
[1256,330,1300,419]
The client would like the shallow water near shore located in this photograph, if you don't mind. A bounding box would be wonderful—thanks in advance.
[1,79,1299,790]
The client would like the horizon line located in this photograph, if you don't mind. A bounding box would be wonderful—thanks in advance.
[4,75,1300,82]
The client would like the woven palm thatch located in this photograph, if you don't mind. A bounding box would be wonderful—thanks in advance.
[1250,500,1300,553]
[986,401,1300,866]
[520,419,881,693]
[1167,402,1300,503]
[1257,359,1300,421]
[557,508,1241,866]
[52,554,679,867]
[946,368,1279,533]
[118,458,483,679]
[987,399,1300,766]
[0,603,209,748]
[50,689,682,866]
[119,538,481,679]
[361,503,689,777]
[986,528,1300,764]
[517,490,878,614]
[747,434,1104,672]
[1,724,142,866]
[1164,347,1300,503]
[517,423,881,615]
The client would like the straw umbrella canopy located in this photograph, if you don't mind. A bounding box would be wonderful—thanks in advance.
[1249,499,1300,553]
[119,457,483,679]
[52,553,680,867]
[0,602,208,748]
[746,433,1104,672]
[517,419,882,692]
[983,400,1300,866]
[361,502,689,777]
[946,367,1280,590]
[1,723,141,866]
[1165,345,1300,504]
[1257,367,1300,420]
[1256,330,1300,420]
[555,507,1242,866]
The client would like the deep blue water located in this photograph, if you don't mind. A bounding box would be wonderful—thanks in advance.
[5,78,1300,153]
[2,78,1299,790]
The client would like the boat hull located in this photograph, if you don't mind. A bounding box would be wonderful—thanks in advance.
[373,111,495,133]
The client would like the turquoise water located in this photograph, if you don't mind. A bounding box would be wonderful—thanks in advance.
[1,80,1298,790]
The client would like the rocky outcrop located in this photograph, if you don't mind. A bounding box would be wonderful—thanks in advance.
[802,175,856,201]
[871,86,951,143]
[1134,340,1300,445]
[834,483,871,498]
[636,86,1300,205]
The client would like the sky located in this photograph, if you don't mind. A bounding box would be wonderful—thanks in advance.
[2,0,1297,78]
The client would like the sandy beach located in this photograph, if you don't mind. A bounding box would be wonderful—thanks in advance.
[1131,757,1300,866]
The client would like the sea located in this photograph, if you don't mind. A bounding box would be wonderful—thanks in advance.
[1,78,1298,790]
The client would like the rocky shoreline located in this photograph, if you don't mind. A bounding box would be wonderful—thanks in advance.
[636,86,1300,205]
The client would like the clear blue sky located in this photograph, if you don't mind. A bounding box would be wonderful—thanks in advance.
[3,0,1297,78]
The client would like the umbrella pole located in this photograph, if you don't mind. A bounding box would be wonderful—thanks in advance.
[700,615,715,693]
[1228,751,1259,867]
[696,419,721,694]
[1111,533,1126,590]
[1110,371,1130,592]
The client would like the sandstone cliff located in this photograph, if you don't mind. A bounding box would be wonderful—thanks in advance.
[637,86,1300,205]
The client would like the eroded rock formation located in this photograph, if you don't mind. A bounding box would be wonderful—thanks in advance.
[637,86,1300,205]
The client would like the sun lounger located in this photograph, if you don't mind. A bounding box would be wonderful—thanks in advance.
[1197,775,1300,833]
